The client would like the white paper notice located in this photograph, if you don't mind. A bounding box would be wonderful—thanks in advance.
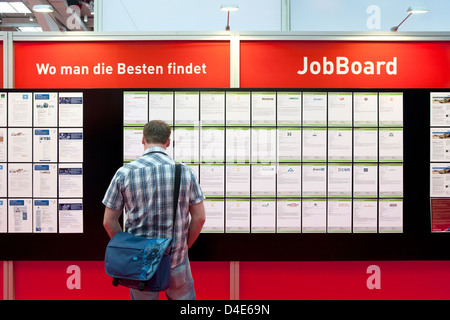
[353,163,378,197]
[59,92,83,127]
[200,92,225,125]
[379,163,403,197]
[251,199,275,233]
[379,199,403,233]
[123,127,143,161]
[354,92,377,127]
[0,128,6,162]
[277,164,301,197]
[123,91,148,126]
[252,92,276,126]
[8,128,32,162]
[277,92,301,126]
[303,92,326,126]
[226,199,250,233]
[59,164,83,198]
[277,128,301,162]
[59,200,83,233]
[252,128,276,163]
[202,199,224,233]
[226,92,250,126]
[302,199,326,233]
[226,164,250,197]
[430,163,450,197]
[33,199,57,233]
[199,164,224,197]
[0,164,6,197]
[33,92,58,127]
[33,164,57,198]
[173,127,199,163]
[354,128,378,162]
[327,199,352,233]
[0,199,6,233]
[8,92,32,127]
[302,128,326,162]
[8,199,32,233]
[328,128,352,162]
[0,93,6,127]
[430,128,450,161]
[149,92,173,125]
[175,92,199,126]
[328,92,352,126]
[327,163,352,197]
[34,129,58,162]
[8,163,32,197]
[251,164,276,197]
[430,92,450,126]
[226,128,250,163]
[200,128,224,163]
[277,199,301,233]
[379,128,403,161]
[353,199,377,233]
[302,163,326,197]
[59,128,83,162]
[379,92,403,127]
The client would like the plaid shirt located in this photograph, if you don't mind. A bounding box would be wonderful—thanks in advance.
[102,146,205,267]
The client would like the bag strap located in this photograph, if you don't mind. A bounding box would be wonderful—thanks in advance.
[173,162,181,235]
[147,151,182,246]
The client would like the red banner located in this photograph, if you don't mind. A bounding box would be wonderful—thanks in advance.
[240,41,450,88]
[14,41,230,89]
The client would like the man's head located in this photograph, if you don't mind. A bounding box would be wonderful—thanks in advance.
[142,120,171,148]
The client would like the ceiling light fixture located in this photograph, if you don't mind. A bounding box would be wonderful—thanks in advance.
[220,4,238,31]
[32,4,54,13]
[391,6,428,31]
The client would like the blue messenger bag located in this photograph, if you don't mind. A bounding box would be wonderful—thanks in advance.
[104,162,181,292]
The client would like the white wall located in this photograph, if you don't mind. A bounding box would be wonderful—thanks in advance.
[291,0,450,32]
[101,0,450,32]
[102,0,281,31]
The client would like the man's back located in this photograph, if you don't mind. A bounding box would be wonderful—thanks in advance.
[103,147,204,267]
[103,120,205,300]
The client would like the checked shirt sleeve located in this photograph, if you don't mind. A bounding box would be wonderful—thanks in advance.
[102,170,125,211]
[188,166,205,206]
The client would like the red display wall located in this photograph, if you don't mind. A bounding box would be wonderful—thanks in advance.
[14,41,230,88]
[7,39,450,300]
[240,41,450,88]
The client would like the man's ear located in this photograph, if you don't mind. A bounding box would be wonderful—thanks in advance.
[166,138,171,148]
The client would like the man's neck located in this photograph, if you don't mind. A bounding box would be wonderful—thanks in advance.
[144,143,166,151]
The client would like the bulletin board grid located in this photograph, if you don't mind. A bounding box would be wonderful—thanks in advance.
[429,92,450,232]
[1,88,448,261]
[123,89,404,235]
[0,90,84,234]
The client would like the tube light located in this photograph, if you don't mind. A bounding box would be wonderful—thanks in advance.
[391,6,429,31]
[407,6,428,14]
[33,5,54,13]
[220,4,238,12]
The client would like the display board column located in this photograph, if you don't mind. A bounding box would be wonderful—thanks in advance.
[229,32,241,299]
[2,32,13,300]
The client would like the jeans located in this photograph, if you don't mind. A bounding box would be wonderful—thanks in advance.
[130,257,196,300]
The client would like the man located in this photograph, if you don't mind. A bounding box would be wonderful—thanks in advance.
[102,120,206,300]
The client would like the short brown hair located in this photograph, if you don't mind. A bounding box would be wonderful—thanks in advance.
[143,120,171,144]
